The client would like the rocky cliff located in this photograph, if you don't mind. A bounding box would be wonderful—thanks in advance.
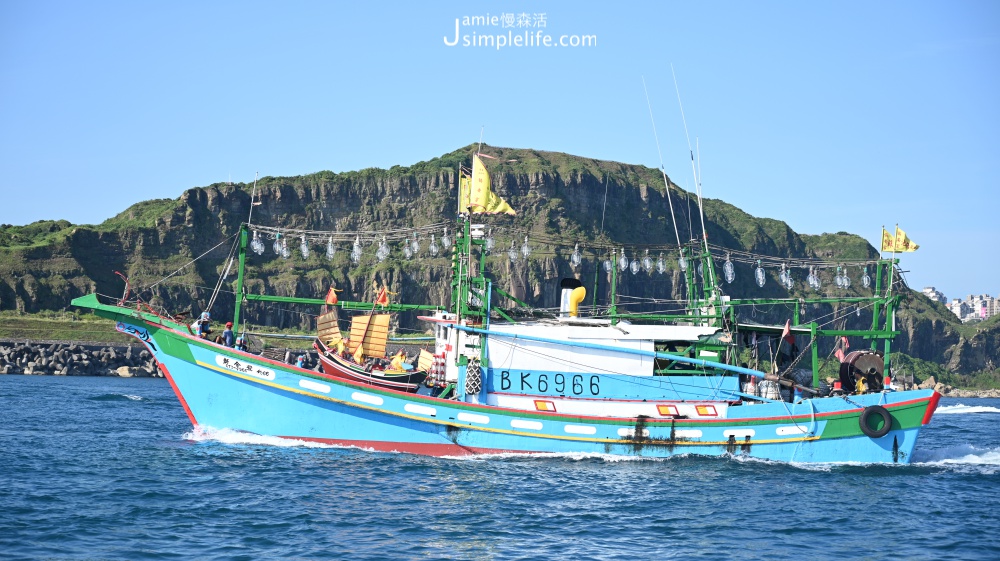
[1,145,995,374]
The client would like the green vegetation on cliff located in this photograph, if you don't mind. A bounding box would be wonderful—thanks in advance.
[1,144,995,375]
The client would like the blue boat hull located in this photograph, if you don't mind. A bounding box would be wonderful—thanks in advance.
[141,323,936,463]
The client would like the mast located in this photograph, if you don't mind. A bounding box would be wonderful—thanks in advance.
[233,224,248,333]
[233,174,258,334]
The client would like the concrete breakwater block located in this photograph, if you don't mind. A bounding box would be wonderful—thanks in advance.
[0,341,159,377]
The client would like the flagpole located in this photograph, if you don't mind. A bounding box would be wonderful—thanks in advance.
[879,224,885,260]
[887,223,898,298]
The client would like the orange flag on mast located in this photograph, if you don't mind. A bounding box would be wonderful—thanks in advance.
[325,287,340,305]
[781,319,795,346]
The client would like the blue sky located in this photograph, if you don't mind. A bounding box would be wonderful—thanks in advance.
[1,1,997,301]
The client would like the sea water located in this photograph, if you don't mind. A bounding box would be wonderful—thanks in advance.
[1,375,999,561]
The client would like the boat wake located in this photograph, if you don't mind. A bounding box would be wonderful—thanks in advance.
[912,444,1000,474]
[184,425,345,449]
[935,404,1000,415]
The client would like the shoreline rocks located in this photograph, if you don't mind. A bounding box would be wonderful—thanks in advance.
[0,339,321,377]
[0,340,159,377]
[933,386,1000,399]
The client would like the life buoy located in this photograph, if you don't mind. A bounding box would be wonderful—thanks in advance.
[859,405,892,438]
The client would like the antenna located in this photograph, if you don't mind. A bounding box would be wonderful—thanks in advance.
[641,76,683,249]
[594,173,611,309]
[672,64,718,294]
[477,126,485,154]
[599,173,610,234]
[246,172,259,226]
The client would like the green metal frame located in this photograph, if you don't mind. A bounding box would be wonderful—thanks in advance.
[231,192,901,392]
[232,224,443,335]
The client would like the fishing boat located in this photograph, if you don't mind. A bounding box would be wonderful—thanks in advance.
[72,152,941,463]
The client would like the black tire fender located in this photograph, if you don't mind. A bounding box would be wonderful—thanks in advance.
[859,405,892,438]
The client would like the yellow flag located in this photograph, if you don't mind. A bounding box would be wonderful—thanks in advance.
[881,228,896,252]
[459,173,471,212]
[469,155,515,215]
[894,227,919,252]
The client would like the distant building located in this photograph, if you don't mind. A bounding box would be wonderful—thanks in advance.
[948,299,970,320]
[947,293,997,322]
[922,287,947,303]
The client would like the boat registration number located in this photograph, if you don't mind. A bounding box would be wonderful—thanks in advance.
[498,370,600,396]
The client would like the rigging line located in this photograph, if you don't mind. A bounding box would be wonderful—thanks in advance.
[671,65,717,295]
[246,172,259,227]
[146,234,239,291]
[207,234,241,313]
[157,283,236,296]
[599,173,610,235]
[250,222,452,240]
[642,75,683,249]
[705,243,883,267]
[813,301,876,330]
[684,179,694,241]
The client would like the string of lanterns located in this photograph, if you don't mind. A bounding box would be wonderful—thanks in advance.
[247,223,888,292]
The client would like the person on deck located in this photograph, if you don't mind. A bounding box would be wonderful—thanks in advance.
[222,322,235,347]
[191,312,211,339]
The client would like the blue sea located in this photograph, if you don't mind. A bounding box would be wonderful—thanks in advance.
[2,376,999,561]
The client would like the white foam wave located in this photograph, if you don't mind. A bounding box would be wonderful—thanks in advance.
[122,394,144,401]
[183,425,344,449]
[935,404,1000,415]
[912,444,1000,470]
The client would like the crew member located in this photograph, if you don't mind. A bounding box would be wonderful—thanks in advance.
[222,322,235,347]
[191,312,211,338]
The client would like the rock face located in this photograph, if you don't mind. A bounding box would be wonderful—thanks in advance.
[1,145,996,374]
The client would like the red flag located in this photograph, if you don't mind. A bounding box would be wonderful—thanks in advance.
[781,319,795,346]
[835,348,845,363]
[841,336,849,350]
[375,286,389,307]
[325,287,339,305]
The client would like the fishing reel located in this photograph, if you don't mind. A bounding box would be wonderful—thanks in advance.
[838,350,885,395]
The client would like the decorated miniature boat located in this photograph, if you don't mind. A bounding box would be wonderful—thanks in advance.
[72,152,941,463]
[312,311,428,393]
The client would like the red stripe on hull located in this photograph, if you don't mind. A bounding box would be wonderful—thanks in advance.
[922,391,943,425]
[159,362,198,426]
[288,436,530,457]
